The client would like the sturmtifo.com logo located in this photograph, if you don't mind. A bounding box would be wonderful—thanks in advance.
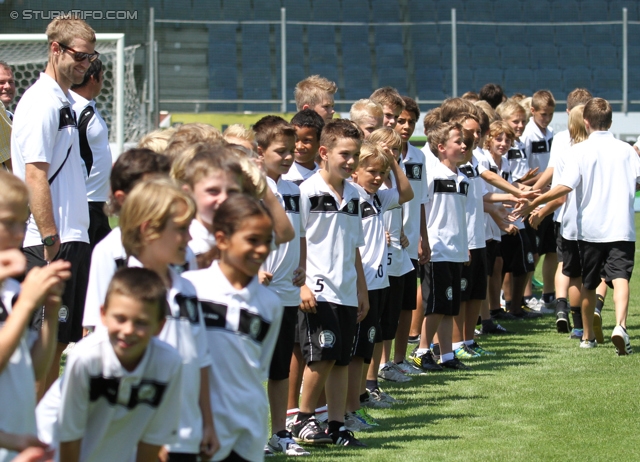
[10,10,138,20]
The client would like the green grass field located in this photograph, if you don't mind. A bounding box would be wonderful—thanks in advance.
[296,215,640,461]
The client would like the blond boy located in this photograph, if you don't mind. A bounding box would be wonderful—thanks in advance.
[294,75,337,123]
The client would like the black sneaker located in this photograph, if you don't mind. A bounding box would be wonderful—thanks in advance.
[439,357,471,370]
[412,350,443,371]
[291,416,333,444]
[491,310,519,321]
[510,310,543,319]
[556,311,571,333]
[480,322,510,335]
[329,427,367,447]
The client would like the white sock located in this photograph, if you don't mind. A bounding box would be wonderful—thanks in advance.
[441,352,454,362]
[452,341,464,350]
[415,348,428,356]
[464,339,474,346]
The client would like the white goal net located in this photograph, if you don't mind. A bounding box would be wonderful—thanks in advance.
[0,33,148,154]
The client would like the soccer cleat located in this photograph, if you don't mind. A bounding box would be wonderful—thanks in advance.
[470,341,496,356]
[291,416,333,444]
[439,357,471,370]
[407,334,421,344]
[491,309,519,320]
[361,390,392,409]
[511,309,543,319]
[556,311,571,333]
[330,427,367,447]
[344,412,372,432]
[454,345,480,359]
[267,432,311,456]
[396,359,428,376]
[500,290,506,308]
[611,325,633,356]
[480,322,510,335]
[475,328,483,336]
[593,310,605,344]
[525,297,555,314]
[286,409,299,432]
[378,361,412,383]
[355,408,379,427]
[412,350,443,372]
[370,388,403,405]
[570,329,583,340]
[408,344,420,360]
[579,339,597,349]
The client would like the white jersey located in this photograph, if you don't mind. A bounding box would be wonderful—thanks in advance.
[506,139,529,182]
[187,219,216,258]
[487,152,526,233]
[281,162,319,186]
[458,156,487,250]
[400,144,430,259]
[300,172,365,306]
[559,131,640,243]
[353,182,399,290]
[83,227,198,328]
[548,129,572,222]
[70,91,112,203]
[425,162,469,262]
[522,118,554,172]
[0,279,38,462]
[475,150,502,242]
[381,173,414,278]
[36,330,182,462]
[183,262,282,462]
[11,72,89,246]
[261,177,304,307]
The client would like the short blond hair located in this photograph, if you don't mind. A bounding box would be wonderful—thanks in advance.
[532,90,556,110]
[368,127,402,152]
[120,177,195,258]
[520,97,533,120]
[229,147,268,199]
[0,170,29,211]
[484,120,516,150]
[370,87,405,112]
[358,140,390,171]
[428,122,463,157]
[170,142,208,185]
[137,128,176,154]
[474,100,501,124]
[568,104,587,145]
[46,17,96,49]
[496,99,526,122]
[165,123,223,163]
[223,124,257,149]
[294,75,337,111]
[183,143,244,189]
[350,99,383,125]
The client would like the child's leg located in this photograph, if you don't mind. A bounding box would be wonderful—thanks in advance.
[287,344,304,410]
[611,278,629,328]
[269,379,290,433]
[465,299,482,341]
[346,358,364,413]
[299,361,334,414]
[420,313,443,349]
[393,263,418,363]
[409,286,424,338]
[326,365,349,423]
[452,302,466,345]
[580,286,596,341]
[437,316,454,355]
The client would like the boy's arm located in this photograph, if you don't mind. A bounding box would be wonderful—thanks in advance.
[0,431,47,453]
[354,249,369,323]
[529,196,566,229]
[383,146,414,205]
[531,166,553,191]
[517,185,572,217]
[263,187,295,245]
[483,192,519,204]
[198,367,219,459]
[298,238,316,313]
[418,206,431,265]
[59,439,82,462]
[480,170,537,198]
[136,442,162,462]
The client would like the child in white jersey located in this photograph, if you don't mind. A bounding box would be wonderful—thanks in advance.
[282,109,324,186]
[184,195,283,462]
[37,268,183,462]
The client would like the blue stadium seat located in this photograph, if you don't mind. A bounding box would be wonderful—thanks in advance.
[474,68,503,90]
[417,88,447,103]
[447,45,471,70]
[410,24,442,48]
[253,0,281,21]
[593,68,622,100]
[343,65,374,99]
[504,68,533,94]
[460,25,497,46]
[522,26,554,48]
[287,42,304,67]
[435,0,463,22]
[558,45,588,69]
[309,42,338,66]
[609,1,638,20]
[586,25,614,45]
[343,42,372,69]
[223,0,253,20]
[470,44,501,70]
[341,0,371,22]
[209,42,237,66]
[445,68,473,93]
[284,0,312,20]
[374,25,405,46]
[210,64,238,89]
[377,68,408,94]
[462,1,494,21]
[550,0,578,22]
[498,26,528,46]
[533,69,562,93]
[210,88,238,100]
[210,24,238,45]
[580,0,608,21]
[493,0,523,21]
[286,24,305,51]
[530,43,558,69]
[340,25,369,45]
[629,66,640,100]
[406,0,437,22]
[372,0,402,22]
[526,1,552,21]
[415,67,444,89]
[314,0,342,21]
[500,45,530,68]
[285,64,305,96]
[193,0,223,21]
[589,45,620,70]
[414,45,441,69]
[562,67,592,94]
[554,26,584,46]
[309,64,340,85]
[307,25,336,46]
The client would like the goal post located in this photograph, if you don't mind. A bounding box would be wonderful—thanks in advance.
[0,33,145,156]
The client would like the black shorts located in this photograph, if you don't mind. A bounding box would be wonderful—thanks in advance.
[560,237,582,279]
[461,248,488,302]
[524,219,539,256]
[485,240,501,275]
[424,261,462,317]
[400,259,419,311]
[578,240,635,290]
[167,453,197,462]
[379,275,404,340]
[555,222,563,263]
[298,302,357,366]
[88,202,111,249]
[352,288,387,362]
[269,306,299,381]
[536,214,557,255]
[501,230,535,276]
[24,241,90,344]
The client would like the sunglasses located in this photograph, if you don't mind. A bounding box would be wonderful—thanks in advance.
[58,43,100,63]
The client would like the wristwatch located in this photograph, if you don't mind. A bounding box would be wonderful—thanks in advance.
[41,234,60,246]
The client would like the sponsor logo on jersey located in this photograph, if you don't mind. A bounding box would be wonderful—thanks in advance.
[319,330,336,348]
[138,383,157,402]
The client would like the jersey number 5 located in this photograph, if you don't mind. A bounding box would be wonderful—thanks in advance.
[315,278,324,293]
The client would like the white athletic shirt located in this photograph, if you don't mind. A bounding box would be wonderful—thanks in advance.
[522,118,554,172]
[475,149,502,242]
[458,155,487,250]
[547,129,572,222]
[559,131,640,243]
[36,330,182,462]
[183,262,282,462]
[400,144,430,260]
[488,151,526,233]
[83,227,198,328]
[261,177,304,306]
[425,162,469,263]
[381,173,414,278]
[506,139,529,182]
[70,91,112,203]
[353,182,399,291]
[281,161,319,186]
[300,171,365,306]
[11,72,89,246]
[187,219,216,258]
[0,279,38,462]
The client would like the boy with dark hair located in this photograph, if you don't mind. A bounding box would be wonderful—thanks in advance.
[479,83,505,109]
[284,109,324,186]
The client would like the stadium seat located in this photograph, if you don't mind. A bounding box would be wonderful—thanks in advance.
[410,24,443,48]
[315,0,342,22]
[593,68,622,101]
[309,42,338,66]
[193,0,223,21]
[462,1,494,21]
[586,25,614,45]
[445,68,473,94]
[417,88,447,103]
[223,0,253,21]
[343,65,374,99]
[474,68,503,90]
[609,1,638,20]
[253,0,281,21]
[522,26,554,48]
[557,45,588,69]
[309,64,340,85]
[415,67,444,89]
[284,0,313,20]
[210,88,238,99]
[500,45,530,69]
[406,0,437,22]
[210,24,238,45]
[460,25,497,46]
[209,42,237,66]
[580,0,607,21]
[533,69,562,93]
[470,44,501,70]
[504,68,533,94]
[550,0,578,22]
[554,26,584,47]
[307,25,337,47]
[435,0,463,22]
[629,66,640,100]
[530,43,558,69]
[210,64,238,89]
[589,45,620,70]
[562,67,592,93]
[526,1,552,22]
[493,0,523,22]
[286,24,305,51]
[414,45,441,68]
[285,64,305,96]
[377,68,408,94]
[287,42,304,67]
[342,42,373,70]
[372,0,403,22]
[340,26,370,46]
[498,26,528,46]
[341,0,371,22]
[374,25,405,46]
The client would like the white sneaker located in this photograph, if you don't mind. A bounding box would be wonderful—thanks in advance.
[344,412,372,432]
[526,297,555,314]
[378,361,412,382]
[500,290,506,309]
[267,432,311,456]
[361,390,391,409]
[377,388,403,404]
[396,359,428,376]
[579,339,597,349]
[285,408,299,432]
[611,325,633,355]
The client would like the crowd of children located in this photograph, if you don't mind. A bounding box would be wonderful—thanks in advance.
[1,17,639,462]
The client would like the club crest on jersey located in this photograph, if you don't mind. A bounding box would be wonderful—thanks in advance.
[184,297,197,322]
[347,201,355,214]
[289,197,297,211]
[412,165,420,178]
[446,286,453,300]
[138,383,157,402]
[319,330,336,348]
[249,316,262,339]
[368,327,376,343]
[58,305,69,322]
[461,278,468,291]
[527,252,534,264]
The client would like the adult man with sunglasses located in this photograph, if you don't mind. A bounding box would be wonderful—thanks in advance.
[11,17,98,395]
